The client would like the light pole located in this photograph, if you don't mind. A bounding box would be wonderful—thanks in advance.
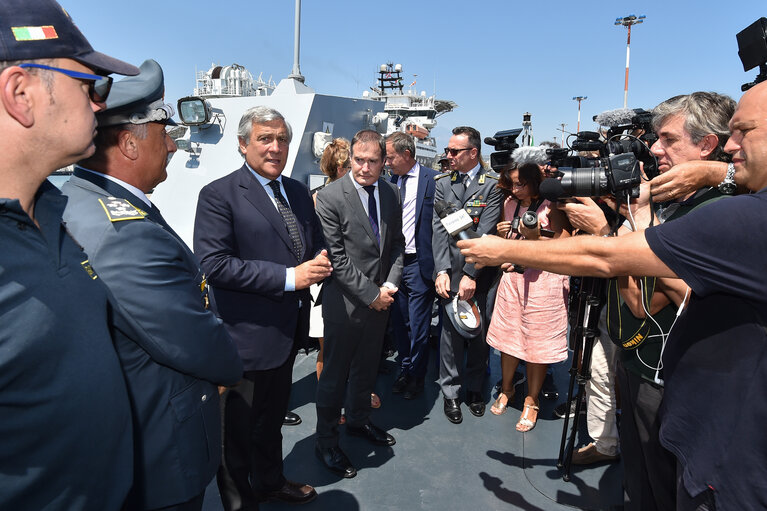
[615,14,645,108]
[559,123,567,147]
[572,96,587,133]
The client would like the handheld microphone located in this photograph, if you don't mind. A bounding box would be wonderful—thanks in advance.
[434,200,479,241]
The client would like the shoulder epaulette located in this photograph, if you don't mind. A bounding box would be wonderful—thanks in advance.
[98,197,147,222]
[434,172,452,181]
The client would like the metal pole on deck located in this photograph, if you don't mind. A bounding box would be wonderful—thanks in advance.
[288,0,305,83]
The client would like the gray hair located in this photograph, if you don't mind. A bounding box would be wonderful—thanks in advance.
[385,131,415,158]
[652,92,736,162]
[237,106,292,155]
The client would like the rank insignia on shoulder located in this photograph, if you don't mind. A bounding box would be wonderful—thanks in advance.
[80,259,98,280]
[434,172,451,181]
[99,197,147,222]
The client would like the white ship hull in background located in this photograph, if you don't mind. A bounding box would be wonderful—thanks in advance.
[150,2,455,247]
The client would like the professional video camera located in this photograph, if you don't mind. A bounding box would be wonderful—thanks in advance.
[485,128,522,171]
[541,108,658,200]
[737,17,767,91]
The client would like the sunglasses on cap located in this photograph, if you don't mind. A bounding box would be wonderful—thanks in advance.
[19,63,113,103]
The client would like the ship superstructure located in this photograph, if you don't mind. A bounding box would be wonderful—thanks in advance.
[364,63,457,168]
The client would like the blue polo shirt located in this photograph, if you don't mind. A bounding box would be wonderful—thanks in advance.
[0,181,133,510]
[645,188,767,508]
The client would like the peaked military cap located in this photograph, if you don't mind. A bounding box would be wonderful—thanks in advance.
[97,59,177,127]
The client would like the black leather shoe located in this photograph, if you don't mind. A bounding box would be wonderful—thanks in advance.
[283,411,302,426]
[315,445,357,478]
[347,422,396,446]
[467,391,485,417]
[392,373,409,394]
[265,480,317,504]
[541,372,558,400]
[443,398,462,424]
[403,377,424,400]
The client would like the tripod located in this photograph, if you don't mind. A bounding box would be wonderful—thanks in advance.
[557,275,606,482]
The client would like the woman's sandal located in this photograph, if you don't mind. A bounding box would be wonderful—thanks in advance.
[516,402,540,432]
[490,390,514,416]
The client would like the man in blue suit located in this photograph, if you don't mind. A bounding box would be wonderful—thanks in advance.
[62,59,243,511]
[385,132,437,399]
[194,106,330,510]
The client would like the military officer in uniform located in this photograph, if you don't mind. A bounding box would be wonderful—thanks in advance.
[432,126,502,424]
[62,59,243,511]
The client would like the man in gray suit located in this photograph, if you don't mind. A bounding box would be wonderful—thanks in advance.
[433,126,502,424]
[62,60,243,510]
[314,130,405,478]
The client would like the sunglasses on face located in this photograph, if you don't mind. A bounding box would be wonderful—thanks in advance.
[444,147,472,157]
[19,63,113,103]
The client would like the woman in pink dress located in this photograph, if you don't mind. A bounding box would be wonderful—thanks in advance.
[486,162,570,432]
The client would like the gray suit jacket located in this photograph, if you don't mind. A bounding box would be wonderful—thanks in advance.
[315,173,405,323]
[432,167,503,293]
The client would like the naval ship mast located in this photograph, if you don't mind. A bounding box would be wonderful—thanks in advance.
[365,62,457,168]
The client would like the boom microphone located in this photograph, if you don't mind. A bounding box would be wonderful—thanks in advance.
[511,146,548,165]
[434,200,479,240]
[593,108,636,128]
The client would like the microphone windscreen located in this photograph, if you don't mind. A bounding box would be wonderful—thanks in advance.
[539,178,565,201]
[512,146,548,165]
[594,108,636,128]
[434,199,453,218]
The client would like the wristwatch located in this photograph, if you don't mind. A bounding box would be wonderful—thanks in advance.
[718,163,736,195]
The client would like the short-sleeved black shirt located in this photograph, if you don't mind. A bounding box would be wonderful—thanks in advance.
[645,188,767,507]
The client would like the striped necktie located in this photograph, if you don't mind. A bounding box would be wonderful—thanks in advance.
[268,180,303,261]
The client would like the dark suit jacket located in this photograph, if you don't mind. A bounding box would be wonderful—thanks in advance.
[391,163,438,281]
[315,173,405,323]
[62,169,243,509]
[194,165,326,371]
[432,167,503,293]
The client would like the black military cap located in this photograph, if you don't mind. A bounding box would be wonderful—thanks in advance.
[97,59,177,127]
[0,0,138,76]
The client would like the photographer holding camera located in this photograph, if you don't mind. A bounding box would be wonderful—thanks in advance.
[459,82,765,509]
[558,91,735,510]
[487,162,570,432]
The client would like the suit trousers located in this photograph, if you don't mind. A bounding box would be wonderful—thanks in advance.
[617,360,676,511]
[216,350,296,511]
[316,312,388,448]
[438,289,492,400]
[391,255,435,379]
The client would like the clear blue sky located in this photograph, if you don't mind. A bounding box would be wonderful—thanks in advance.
[64,0,765,153]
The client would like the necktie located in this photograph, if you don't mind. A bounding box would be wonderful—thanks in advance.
[462,173,470,188]
[399,174,408,204]
[363,185,380,245]
[268,180,303,261]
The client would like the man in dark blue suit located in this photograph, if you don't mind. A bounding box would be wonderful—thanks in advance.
[194,106,330,510]
[385,132,437,399]
[62,59,243,511]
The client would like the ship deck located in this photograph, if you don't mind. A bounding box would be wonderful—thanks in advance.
[202,346,624,511]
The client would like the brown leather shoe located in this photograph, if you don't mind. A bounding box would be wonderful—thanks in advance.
[571,442,620,465]
[265,480,317,504]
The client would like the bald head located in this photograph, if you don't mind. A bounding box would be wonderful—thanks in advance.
[724,81,767,191]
